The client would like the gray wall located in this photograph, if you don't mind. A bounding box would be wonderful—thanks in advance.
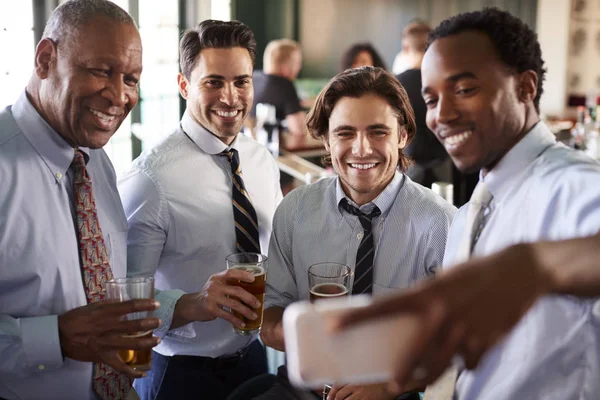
[299,0,538,78]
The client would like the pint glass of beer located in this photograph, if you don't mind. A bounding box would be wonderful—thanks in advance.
[308,262,352,303]
[106,277,154,371]
[226,253,268,335]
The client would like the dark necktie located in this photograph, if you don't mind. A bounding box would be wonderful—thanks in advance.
[340,198,381,294]
[71,150,132,399]
[221,148,261,253]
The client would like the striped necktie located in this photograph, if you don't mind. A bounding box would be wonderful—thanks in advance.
[221,148,261,253]
[340,198,381,295]
[71,150,132,400]
[423,181,493,400]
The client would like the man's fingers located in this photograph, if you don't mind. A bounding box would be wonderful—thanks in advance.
[420,322,465,385]
[222,268,256,283]
[211,305,246,328]
[221,285,262,309]
[329,291,423,333]
[95,333,161,351]
[102,316,162,336]
[93,299,160,318]
[219,296,258,321]
[327,384,345,399]
[391,298,446,390]
[101,352,146,378]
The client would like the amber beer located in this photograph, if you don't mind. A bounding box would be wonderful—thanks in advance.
[227,264,266,334]
[309,282,349,303]
[119,331,152,370]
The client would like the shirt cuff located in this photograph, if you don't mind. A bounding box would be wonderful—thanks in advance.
[153,289,186,338]
[21,315,64,373]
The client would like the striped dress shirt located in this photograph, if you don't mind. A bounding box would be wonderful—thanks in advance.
[265,171,457,309]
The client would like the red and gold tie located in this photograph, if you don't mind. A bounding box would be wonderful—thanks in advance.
[71,150,132,400]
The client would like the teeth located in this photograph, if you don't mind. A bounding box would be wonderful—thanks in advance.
[215,110,238,117]
[445,130,472,146]
[90,109,115,122]
[350,163,376,170]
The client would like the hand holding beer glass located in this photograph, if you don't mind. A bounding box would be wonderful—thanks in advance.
[106,277,155,371]
[226,253,267,335]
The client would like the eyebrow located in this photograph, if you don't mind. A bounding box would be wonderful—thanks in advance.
[421,71,477,96]
[331,123,391,132]
[203,74,252,80]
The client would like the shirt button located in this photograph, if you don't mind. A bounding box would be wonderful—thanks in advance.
[55,172,63,179]
[593,300,600,317]
[357,232,363,240]
[38,364,45,371]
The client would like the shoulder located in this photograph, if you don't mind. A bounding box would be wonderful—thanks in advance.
[399,177,458,222]
[130,128,190,173]
[0,106,22,147]
[277,177,336,214]
[238,135,279,168]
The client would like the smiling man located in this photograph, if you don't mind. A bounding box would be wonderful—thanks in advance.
[118,20,282,400]
[258,66,456,400]
[0,1,163,399]
[420,8,600,399]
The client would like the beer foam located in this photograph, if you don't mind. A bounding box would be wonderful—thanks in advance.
[309,282,349,297]
[230,264,266,276]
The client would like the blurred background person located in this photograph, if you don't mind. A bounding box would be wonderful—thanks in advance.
[396,20,451,188]
[339,42,387,71]
[251,39,306,137]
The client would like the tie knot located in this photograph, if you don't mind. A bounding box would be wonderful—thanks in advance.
[470,181,493,207]
[340,198,381,229]
[71,149,86,171]
[221,149,240,173]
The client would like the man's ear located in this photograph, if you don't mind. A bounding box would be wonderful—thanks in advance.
[35,38,57,79]
[177,72,189,99]
[398,126,408,149]
[517,70,538,104]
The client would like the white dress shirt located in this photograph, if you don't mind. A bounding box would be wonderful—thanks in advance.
[265,172,457,309]
[0,92,128,399]
[444,122,600,400]
[119,111,282,358]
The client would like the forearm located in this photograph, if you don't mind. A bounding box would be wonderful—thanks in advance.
[532,234,600,297]
[260,307,285,351]
[0,315,64,378]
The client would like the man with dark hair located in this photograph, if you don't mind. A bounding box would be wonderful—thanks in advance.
[119,20,282,400]
[259,66,456,399]
[0,1,161,399]
[417,7,600,399]
[395,20,451,188]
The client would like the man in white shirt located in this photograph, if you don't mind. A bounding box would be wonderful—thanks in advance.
[419,7,600,399]
[118,20,282,400]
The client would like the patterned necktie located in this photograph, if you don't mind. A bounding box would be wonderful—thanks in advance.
[71,150,132,400]
[340,199,381,295]
[423,181,493,400]
[221,149,261,253]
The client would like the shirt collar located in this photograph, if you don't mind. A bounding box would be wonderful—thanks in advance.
[336,170,404,216]
[12,91,89,181]
[482,121,556,200]
[180,110,240,154]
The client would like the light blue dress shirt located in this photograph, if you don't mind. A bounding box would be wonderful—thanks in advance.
[265,171,457,309]
[119,111,282,358]
[444,122,600,400]
[0,92,128,400]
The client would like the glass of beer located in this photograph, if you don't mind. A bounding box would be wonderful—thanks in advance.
[106,276,154,371]
[226,253,267,335]
[308,262,352,303]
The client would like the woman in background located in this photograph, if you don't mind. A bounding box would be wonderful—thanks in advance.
[340,42,387,71]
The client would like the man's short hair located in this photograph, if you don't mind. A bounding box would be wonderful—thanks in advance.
[428,7,546,113]
[307,66,416,172]
[263,39,301,71]
[43,0,135,45]
[402,20,431,53]
[179,20,256,80]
